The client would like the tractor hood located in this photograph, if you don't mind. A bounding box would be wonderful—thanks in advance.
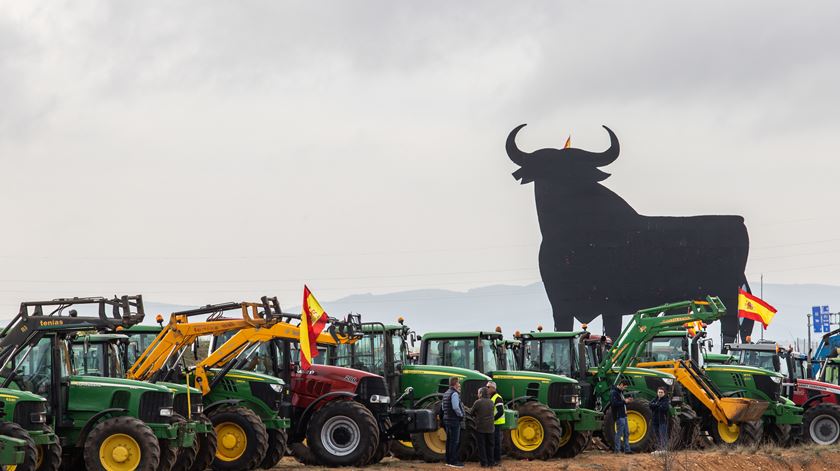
[402,364,492,381]
[705,364,784,378]
[0,387,48,403]
[490,370,577,385]
[308,364,379,382]
[70,374,172,392]
[160,382,202,395]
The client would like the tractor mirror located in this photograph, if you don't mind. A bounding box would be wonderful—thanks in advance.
[773,354,781,372]
[192,339,201,360]
[410,332,416,347]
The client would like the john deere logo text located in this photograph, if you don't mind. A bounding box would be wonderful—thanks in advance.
[39,320,64,326]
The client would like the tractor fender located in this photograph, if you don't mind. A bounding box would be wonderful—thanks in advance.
[505,396,537,408]
[802,393,831,409]
[75,408,127,447]
[204,398,242,414]
[296,391,357,437]
[413,393,443,408]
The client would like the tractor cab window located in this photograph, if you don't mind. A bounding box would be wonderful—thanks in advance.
[393,333,408,364]
[738,350,778,372]
[126,333,158,365]
[823,363,840,385]
[480,339,499,372]
[503,344,518,370]
[287,340,328,366]
[522,338,575,375]
[71,342,105,376]
[643,337,686,362]
[242,342,275,375]
[334,334,385,375]
[425,339,476,370]
[4,337,54,399]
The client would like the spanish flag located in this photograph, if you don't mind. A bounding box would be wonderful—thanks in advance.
[300,285,329,370]
[737,289,777,330]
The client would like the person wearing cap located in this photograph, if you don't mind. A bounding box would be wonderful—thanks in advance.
[486,381,504,466]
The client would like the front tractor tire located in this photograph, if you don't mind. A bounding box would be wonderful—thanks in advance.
[389,440,416,460]
[503,401,561,460]
[258,428,288,469]
[207,405,268,471]
[803,403,840,446]
[555,421,589,458]
[186,414,217,471]
[708,419,763,446]
[0,422,38,471]
[306,400,379,467]
[83,416,161,471]
[602,399,654,453]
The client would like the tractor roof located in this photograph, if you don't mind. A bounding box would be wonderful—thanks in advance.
[421,331,503,340]
[76,333,129,342]
[125,324,163,333]
[517,331,582,339]
[725,342,777,352]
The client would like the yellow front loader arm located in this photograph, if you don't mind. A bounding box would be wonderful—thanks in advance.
[126,301,274,382]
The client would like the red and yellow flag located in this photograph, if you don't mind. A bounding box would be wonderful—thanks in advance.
[300,285,329,370]
[737,289,778,330]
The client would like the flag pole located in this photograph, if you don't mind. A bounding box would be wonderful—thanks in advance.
[760,274,764,341]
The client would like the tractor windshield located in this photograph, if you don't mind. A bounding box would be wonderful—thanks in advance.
[334,333,386,375]
[521,338,576,376]
[125,332,158,365]
[71,342,124,377]
[425,338,477,371]
[822,362,840,385]
[736,349,778,372]
[642,337,687,362]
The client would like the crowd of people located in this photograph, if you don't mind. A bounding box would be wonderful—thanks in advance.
[441,376,674,467]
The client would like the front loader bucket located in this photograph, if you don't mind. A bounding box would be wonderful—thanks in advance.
[719,398,768,423]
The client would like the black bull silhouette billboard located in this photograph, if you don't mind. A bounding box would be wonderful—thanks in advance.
[507,124,752,344]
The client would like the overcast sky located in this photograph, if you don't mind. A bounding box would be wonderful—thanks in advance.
[1,1,839,317]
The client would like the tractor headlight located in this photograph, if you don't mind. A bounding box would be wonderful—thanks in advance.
[369,395,391,404]
[568,395,579,405]
[269,383,284,394]
[159,407,174,417]
[770,376,782,384]
[29,412,46,424]
[661,378,674,386]
[194,404,204,414]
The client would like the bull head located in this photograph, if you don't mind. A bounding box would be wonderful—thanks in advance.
[506,124,620,184]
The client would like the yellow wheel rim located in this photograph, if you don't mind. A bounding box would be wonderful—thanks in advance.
[423,427,447,455]
[398,440,414,449]
[625,411,648,444]
[718,422,740,444]
[215,422,248,462]
[558,421,572,447]
[511,416,544,452]
[99,433,141,471]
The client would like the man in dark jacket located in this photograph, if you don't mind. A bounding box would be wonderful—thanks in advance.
[442,376,465,467]
[649,387,670,450]
[471,387,496,467]
[486,381,504,466]
[611,380,632,453]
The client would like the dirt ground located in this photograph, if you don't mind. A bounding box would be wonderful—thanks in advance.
[271,446,840,471]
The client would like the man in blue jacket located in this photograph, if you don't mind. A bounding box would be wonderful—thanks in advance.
[649,387,670,450]
[611,379,632,453]
[442,376,465,467]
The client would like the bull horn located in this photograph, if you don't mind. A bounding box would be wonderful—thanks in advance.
[585,125,620,167]
[506,124,530,166]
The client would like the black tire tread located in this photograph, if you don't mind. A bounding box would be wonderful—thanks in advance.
[188,414,217,471]
[502,401,562,460]
[259,428,288,469]
[207,405,268,471]
[601,399,654,453]
[803,403,840,445]
[389,440,416,461]
[306,400,379,467]
[556,428,589,459]
[289,442,319,466]
[83,416,161,471]
[409,401,445,463]
[0,421,38,471]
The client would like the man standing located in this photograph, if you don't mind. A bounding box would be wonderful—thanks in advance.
[486,381,504,466]
[472,387,496,467]
[442,376,465,468]
[649,387,670,451]
[611,379,632,453]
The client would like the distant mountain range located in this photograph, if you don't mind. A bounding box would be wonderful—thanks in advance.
[85,283,840,349]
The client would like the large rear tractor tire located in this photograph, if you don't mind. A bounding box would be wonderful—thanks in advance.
[0,422,38,471]
[602,400,654,453]
[555,421,589,459]
[389,440,416,460]
[367,440,391,465]
[259,428,288,469]
[187,414,217,471]
[83,416,161,471]
[458,415,478,463]
[764,423,792,447]
[306,400,379,467]
[289,442,318,466]
[207,405,268,471]
[503,401,561,460]
[803,403,840,446]
[708,419,763,446]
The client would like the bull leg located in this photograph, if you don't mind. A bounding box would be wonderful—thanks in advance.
[552,309,574,332]
[602,314,623,339]
[719,293,742,346]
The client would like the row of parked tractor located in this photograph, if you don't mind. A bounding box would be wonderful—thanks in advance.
[0,294,837,471]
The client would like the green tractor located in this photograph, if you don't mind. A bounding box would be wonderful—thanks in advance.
[416,329,602,460]
[0,296,195,471]
[513,327,683,452]
[70,332,215,471]
[0,388,58,470]
[649,330,803,444]
[324,320,516,463]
